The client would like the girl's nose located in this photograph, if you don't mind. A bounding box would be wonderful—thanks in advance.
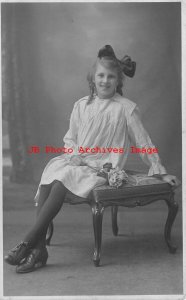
[102,76,109,83]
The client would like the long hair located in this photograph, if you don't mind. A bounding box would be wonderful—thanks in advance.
[87,56,125,104]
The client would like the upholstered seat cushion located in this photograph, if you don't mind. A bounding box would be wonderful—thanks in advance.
[65,170,172,205]
[91,181,171,203]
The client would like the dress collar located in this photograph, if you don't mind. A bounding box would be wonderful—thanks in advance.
[95,93,119,102]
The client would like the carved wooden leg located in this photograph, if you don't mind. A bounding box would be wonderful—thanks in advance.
[164,193,178,253]
[111,206,118,236]
[91,203,104,267]
[46,221,54,246]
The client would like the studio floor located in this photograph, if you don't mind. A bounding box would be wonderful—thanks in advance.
[3,177,183,298]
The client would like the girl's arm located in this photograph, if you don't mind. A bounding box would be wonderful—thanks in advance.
[63,101,85,166]
[127,108,179,186]
[63,102,79,157]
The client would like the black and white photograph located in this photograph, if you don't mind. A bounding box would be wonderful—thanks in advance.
[1,1,183,299]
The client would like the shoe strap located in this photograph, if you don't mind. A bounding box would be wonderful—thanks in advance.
[12,241,31,253]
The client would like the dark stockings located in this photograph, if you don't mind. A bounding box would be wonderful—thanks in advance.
[35,183,53,248]
[36,183,53,217]
[23,181,67,248]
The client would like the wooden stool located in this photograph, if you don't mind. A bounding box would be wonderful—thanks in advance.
[46,170,178,266]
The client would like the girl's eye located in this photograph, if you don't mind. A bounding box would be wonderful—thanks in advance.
[108,75,115,79]
[97,73,104,78]
[97,74,116,79]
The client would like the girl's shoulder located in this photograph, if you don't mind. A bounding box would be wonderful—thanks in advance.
[74,96,89,107]
[113,94,137,115]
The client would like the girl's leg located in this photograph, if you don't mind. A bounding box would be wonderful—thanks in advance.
[5,181,67,266]
[23,181,67,247]
[36,183,53,217]
[35,182,55,247]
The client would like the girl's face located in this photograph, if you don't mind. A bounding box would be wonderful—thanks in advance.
[94,63,118,99]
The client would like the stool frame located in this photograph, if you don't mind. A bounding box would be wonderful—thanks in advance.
[46,181,178,267]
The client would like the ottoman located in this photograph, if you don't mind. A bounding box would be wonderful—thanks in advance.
[46,170,178,266]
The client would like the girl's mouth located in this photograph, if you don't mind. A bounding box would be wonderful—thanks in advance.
[100,85,110,89]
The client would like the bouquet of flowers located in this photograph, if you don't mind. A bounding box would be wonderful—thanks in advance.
[97,163,128,188]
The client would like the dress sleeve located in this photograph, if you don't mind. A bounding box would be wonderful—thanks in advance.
[63,102,79,156]
[127,107,167,176]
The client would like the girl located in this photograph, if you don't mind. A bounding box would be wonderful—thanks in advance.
[4,45,179,273]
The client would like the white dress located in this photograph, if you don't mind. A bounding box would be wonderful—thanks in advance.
[35,93,166,201]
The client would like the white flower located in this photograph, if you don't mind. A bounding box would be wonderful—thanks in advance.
[108,167,128,188]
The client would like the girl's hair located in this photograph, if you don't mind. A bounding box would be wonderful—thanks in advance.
[87,56,125,104]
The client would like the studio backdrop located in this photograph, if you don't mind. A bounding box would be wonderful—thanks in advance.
[2,2,181,182]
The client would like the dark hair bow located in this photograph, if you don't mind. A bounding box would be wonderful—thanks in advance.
[98,45,136,78]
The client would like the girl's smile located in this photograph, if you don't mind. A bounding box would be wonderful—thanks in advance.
[94,64,118,99]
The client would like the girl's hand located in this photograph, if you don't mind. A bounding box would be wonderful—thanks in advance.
[69,155,87,166]
[161,174,181,187]
[69,155,82,166]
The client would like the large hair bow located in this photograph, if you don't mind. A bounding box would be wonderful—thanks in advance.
[98,45,136,78]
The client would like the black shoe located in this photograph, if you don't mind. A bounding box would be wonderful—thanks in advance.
[16,247,48,273]
[4,241,31,266]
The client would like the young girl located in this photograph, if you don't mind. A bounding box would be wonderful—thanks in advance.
[5,45,179,273]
